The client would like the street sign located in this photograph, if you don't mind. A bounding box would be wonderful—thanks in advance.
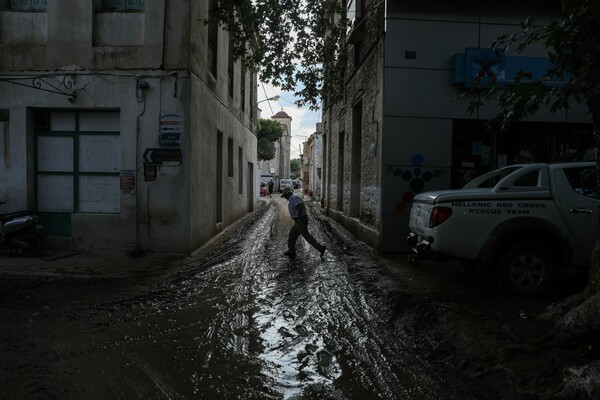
[143,148,182,166]
[159,112,184,147]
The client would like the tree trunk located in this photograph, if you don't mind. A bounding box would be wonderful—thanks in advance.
[556,91,600,335]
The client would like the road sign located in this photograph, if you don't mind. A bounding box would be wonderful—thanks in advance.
[143,148,182,166]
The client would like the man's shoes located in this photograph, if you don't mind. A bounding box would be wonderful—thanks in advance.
[284,251,296,257]
[319,246,326,258]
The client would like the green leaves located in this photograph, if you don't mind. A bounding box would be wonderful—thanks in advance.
[257,118,285,161]
[208,0,347,109]
[467,0,600,133]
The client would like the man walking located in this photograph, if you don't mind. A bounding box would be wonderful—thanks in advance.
[268,180,274,195]
[281,187,326,258]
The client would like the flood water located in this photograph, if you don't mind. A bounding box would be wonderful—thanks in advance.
[0,198,473,399]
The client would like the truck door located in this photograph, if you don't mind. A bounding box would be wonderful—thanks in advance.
[554,165,599,265]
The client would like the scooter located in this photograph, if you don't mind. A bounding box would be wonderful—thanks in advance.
[0,201,45,256]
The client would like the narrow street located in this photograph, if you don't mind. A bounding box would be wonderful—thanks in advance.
[0,195,486,400]
[0,195,580,400]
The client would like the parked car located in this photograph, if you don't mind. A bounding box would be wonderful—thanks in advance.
[279,179,293,192]
[407,162,598,296]
[293,180,301,189]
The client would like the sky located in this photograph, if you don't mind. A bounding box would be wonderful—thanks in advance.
[257,80,322,160]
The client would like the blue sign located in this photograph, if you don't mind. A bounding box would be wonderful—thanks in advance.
[453,48,559,88]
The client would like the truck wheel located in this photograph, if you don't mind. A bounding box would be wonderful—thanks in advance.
[496,242,557,296]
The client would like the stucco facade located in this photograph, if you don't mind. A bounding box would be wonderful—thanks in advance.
[0,0,257,255]
[322,0,593,252]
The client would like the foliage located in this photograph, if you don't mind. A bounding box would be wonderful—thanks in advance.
[207,0,347,110]
[290,158,301,179]
[257,118,285,161]
[464,0,600,134]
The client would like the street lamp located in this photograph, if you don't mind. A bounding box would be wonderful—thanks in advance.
[257,95,280,104]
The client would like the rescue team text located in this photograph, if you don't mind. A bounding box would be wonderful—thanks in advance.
[469,209,530,215]
[451,202,546,208]
[449,201,547,215]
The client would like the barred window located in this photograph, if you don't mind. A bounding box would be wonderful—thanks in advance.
[104,0,144,11]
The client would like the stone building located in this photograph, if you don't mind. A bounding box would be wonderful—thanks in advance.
[302,123,323,199]
[0,0,257,254]
[322,0,593,252]
[271,110,292,189]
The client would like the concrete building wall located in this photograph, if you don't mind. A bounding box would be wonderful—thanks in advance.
[0,0,257,255]
[380,0,591,252]
[188,75,257,250]
[323,0,593,252]
[0,0,183,70]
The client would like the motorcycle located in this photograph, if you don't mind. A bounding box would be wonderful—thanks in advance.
[0,201,45,256]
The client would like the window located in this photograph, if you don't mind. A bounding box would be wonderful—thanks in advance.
[240,65,246,112]
[0,110,8,167]
[228,36,234,98]
[350,100,362,217]
[514,171,539,187]
[249,75,255,121]
[9,0,46,10]
[238,147,243,194]
[35,111,121,219]
[103,0,144,11]
[207,0,218,78]
[216,131,223,223]
[228,138,234,177]
[564,166,599,199]
[346,0,364,25]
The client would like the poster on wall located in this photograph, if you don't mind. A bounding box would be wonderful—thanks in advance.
[120,170,135,194]
[159,112,184,147]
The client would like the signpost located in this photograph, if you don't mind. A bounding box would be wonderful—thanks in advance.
[159,112,184,147]
[143,148,182,166]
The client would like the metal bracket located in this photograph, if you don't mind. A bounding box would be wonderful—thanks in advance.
[0,74,77,102]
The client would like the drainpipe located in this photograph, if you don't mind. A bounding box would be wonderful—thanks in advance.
[135,78,148,252]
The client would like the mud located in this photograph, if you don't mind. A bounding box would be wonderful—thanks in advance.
[0,196,590,399]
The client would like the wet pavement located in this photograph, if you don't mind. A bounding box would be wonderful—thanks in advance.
[0,196,492,399]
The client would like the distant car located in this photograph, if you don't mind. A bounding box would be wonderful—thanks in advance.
[279,179,293,192]
[293,180,301,189]
[260,182,269,196]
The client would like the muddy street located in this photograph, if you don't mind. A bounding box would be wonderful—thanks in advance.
[1,197,488,399]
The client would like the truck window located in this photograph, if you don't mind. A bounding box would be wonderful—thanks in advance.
[564,166,599,199]
[514,171,539,187]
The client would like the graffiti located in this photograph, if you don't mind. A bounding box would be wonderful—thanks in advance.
[388,154,447,218]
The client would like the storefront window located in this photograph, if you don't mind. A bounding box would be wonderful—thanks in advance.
[452,120,594,189]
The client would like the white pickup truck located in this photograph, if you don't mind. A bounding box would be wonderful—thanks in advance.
[407,161,598,296]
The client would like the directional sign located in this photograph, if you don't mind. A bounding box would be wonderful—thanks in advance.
[159,112,184,147]
[143,148,182,166]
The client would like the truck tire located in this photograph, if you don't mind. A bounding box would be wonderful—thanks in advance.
[496,242,557,296]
